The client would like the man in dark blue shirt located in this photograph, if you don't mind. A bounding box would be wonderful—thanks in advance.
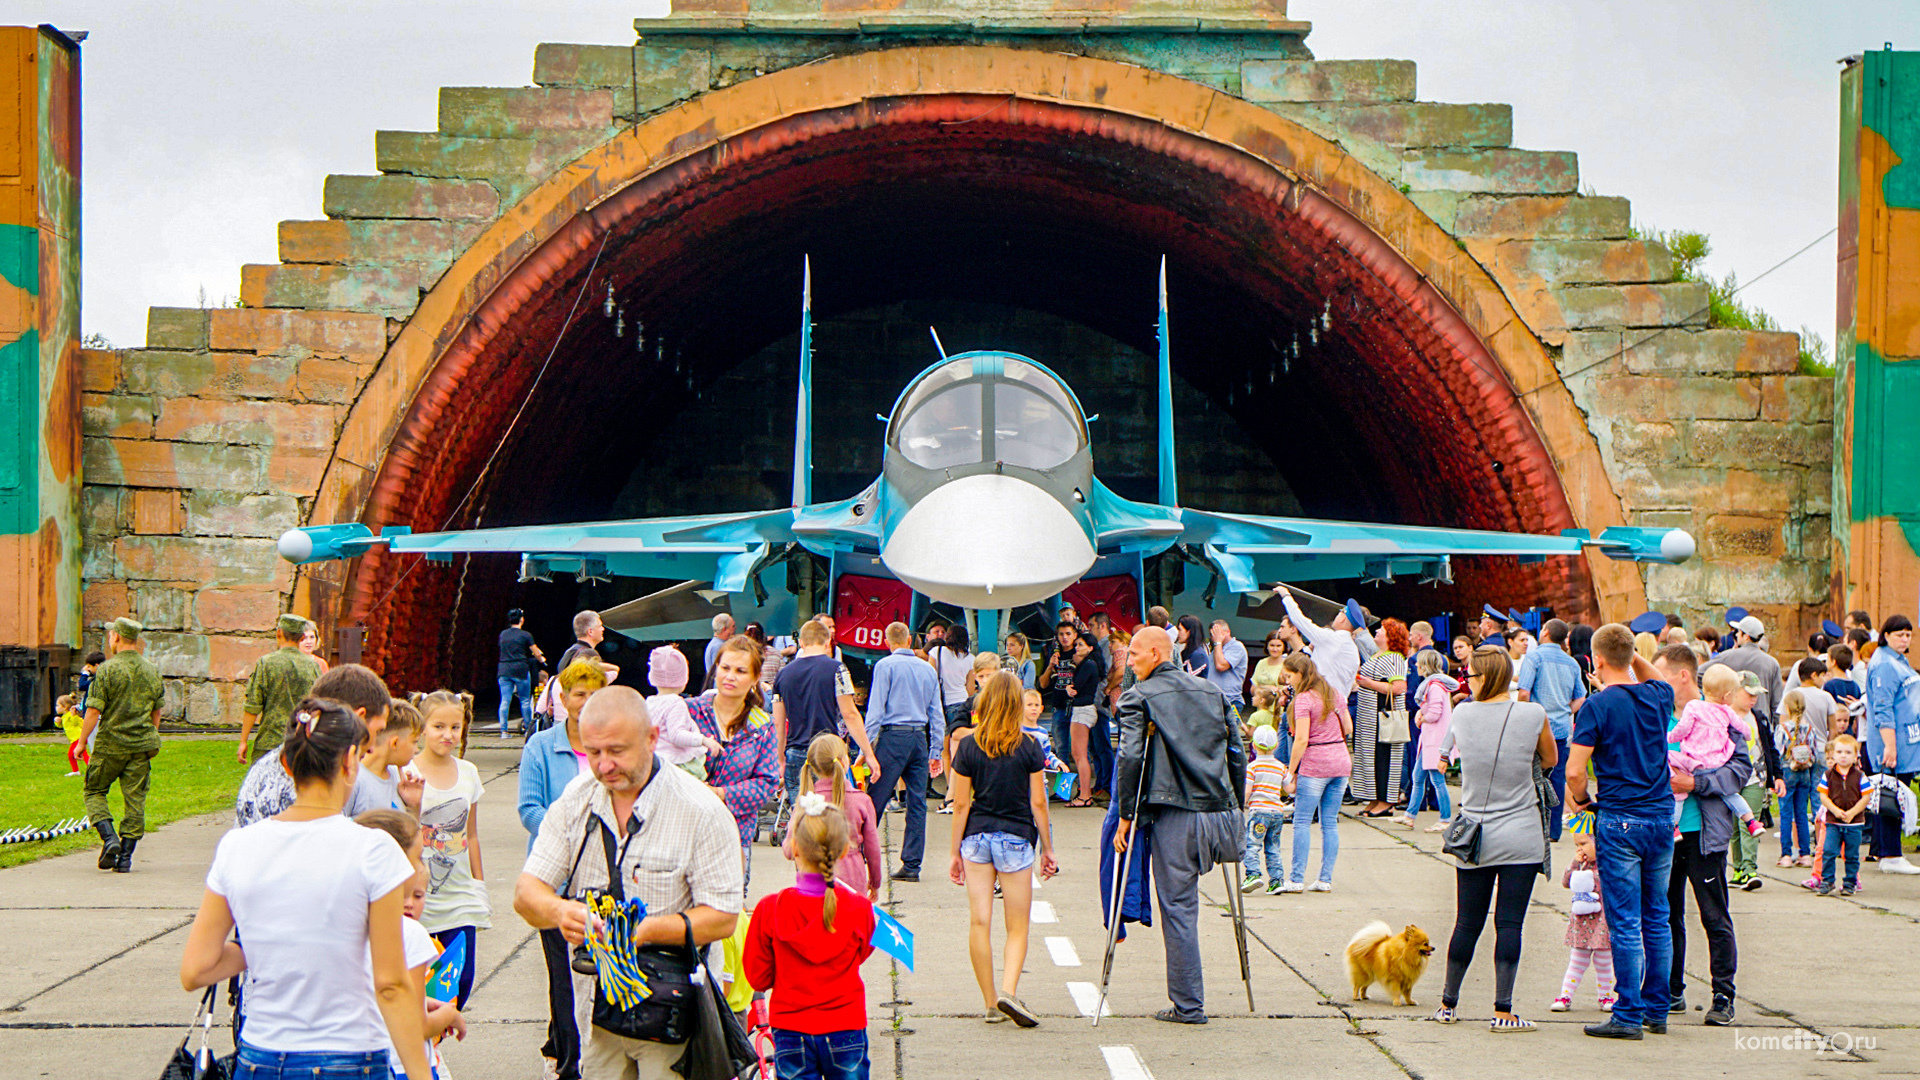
[1565,623,1674,1039]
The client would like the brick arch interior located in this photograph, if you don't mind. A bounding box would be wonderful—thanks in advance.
[338,92,1602,690]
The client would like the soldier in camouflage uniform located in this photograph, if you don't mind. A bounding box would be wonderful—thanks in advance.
[81,617,166,873]
[238,614,323,763]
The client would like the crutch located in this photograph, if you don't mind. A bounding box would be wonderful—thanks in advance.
[1092,725,1153,1027]
[1219,859,1256,1012]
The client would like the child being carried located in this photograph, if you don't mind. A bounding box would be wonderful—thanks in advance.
[1667,666,1764,838]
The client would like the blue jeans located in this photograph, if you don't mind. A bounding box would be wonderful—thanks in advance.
[1592,812,1674,1027]
[1822,822,1863,888]
[1290,774,1347,883]
[1243,809,1288,881]
[1407,767,1451,819]
[233,1044,387,1079]
[1782,768,1817,857]
[497,672,533,731]
[773,1028,869,1080]
[1547,736,1568,840]
[784,743,811,797]
[866,725,929,872]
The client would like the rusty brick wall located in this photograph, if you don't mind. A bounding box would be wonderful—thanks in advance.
[77,19,1832,719]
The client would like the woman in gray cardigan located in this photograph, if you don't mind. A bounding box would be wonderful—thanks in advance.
[1433,646,1558,1032]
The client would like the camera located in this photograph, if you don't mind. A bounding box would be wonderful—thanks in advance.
[571,941,597,975]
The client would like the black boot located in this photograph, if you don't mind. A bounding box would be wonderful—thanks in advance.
[94,819,121,870]
[114,837,137,873]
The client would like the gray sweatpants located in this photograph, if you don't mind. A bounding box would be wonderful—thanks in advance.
[1147,806,1244,1020]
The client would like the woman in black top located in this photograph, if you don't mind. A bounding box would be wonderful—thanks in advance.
[949,672,1058,1027]
[1176,615,1209,677]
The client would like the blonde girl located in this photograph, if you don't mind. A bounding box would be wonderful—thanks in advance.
[1003,632,1036,689]
[409,690,489,1008]
[948,672,1057,1026]
[785,733,884,899]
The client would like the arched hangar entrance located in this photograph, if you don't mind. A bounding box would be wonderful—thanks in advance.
[301,48,1636,690]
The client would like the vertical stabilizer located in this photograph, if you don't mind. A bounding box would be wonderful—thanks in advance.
[1157,257,1178,507]
[791,256,813,508]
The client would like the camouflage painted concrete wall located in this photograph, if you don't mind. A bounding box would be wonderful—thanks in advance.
[0,26,81,652]
[1835,47,1920,621]
[76,1,1833,718]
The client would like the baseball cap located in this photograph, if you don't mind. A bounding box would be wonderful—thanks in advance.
[1733,615,1765,640]
[1628,611,1666,634]
[1252,726,1280,751]
[1736,670,1765,695]
[1725,606,1749,626]
[648,645,689,690]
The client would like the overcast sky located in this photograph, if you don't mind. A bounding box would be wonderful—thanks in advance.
[28,0,1917,352]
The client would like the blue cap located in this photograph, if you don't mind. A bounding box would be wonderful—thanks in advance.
[1629,611,1666,634]
[1507,607,1526,625]
[1344,599,1366,630]
[1725,606,1749,625]
[1481,603,1506,621]
[1822,619,1844,639]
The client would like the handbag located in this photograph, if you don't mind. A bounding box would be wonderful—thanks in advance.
[1378,693,1411,744]
[575,816,701,1045]
[159,985,232,1080]
[1440,703,1517,865]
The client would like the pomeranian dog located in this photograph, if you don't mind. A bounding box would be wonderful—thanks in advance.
[1345,921,1433,1006]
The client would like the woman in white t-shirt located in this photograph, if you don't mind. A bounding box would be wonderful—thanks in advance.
[929,622,974,728]
[180,697,430,1080]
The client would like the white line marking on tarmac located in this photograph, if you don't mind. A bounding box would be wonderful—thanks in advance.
[1101,1045,1155,1080]
[1030,900,1057,923]
[1066,981,1112,1017]
[1045,936,1081,967]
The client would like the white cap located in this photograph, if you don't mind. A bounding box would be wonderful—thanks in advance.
[1252,725,1280,751]
[1734,615,1765,640]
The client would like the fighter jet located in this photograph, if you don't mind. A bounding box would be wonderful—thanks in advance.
[278,259,1695,650]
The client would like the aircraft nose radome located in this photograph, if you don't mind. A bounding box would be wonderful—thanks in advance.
[881,474,1095,609]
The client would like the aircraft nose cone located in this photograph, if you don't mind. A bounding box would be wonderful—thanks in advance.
[881,474,1095,609]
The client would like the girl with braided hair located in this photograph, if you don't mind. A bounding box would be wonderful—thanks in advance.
[745,795,877,1079]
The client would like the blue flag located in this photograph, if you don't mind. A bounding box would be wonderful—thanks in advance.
[425,931,466,1003]
[872,906,914,971]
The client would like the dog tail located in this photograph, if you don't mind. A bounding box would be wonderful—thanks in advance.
[1346,920,1392,956]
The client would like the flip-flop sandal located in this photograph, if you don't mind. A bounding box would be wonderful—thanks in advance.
[1066,798,1097,808]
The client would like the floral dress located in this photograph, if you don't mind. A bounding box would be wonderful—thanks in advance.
[1563,857,1610,950]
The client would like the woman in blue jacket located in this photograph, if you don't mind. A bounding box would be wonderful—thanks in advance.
[1865,615,1920,873]
[517,659,605,1080]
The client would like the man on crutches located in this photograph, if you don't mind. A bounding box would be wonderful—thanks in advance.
[1107,625,1252,1025]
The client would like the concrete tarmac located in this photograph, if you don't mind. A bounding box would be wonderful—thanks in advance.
[4,742,1917,1079]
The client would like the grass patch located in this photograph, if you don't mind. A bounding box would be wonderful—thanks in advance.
[0,739,248,869]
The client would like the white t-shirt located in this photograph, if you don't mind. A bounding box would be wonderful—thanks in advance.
[419,758,491,933]
[931,646,972,706]
[206,815,415,1053]
[386,919,447,1078]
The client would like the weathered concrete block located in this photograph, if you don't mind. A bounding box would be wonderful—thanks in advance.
[1553,282,1710,330]
[1448,194,1631,239]
[133,584,193,630]
[533,44,713,117]
[120,349,299,400]
[296,358,365,404]
[80,486,121,538]
[322,175,499,222]
[239,263,440,318]
[145,307,208,350]
[278,219,485,272]
[1487,240,1672,286]
[375,131,537,181]
[1705,512,1786,559]
[142,631,210,679]
[1264,101,1511,150]
[81,348,121,393]
[195,586,285,633]
[1687,420,1833,468]
[83,580,130,625]
[186,491,301,538]
[210,636,274,681]
[82,393,157,439]
[85,438,264,492]
[153,398,341,449]
[439,85,618,138]
[1767,375,1834,424]
[1608,421,1682,466]
[266,444,330,494]
[113,536,285,587]
[128,488,185,535]
[1590,377,1760,421]
[1403,148,1578,195]
[1795,513,1833,561]
[208,308,388,361]
[1612,464,1801,513]
[1241,59,1414,102]
[1565,328,1799,376]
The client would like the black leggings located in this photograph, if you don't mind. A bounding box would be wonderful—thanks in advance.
[1442,863,1540,1013]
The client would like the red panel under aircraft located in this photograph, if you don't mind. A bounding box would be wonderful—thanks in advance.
[833,573,915,651]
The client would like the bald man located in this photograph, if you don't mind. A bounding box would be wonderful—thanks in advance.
[1113,625,1248,1024]
[516,687,743,1079]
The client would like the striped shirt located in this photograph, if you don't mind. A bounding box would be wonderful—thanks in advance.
[1246,757,1290,813]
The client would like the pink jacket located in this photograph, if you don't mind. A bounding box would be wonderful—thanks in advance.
[784,779,885,897]
[1416,674,1458,771]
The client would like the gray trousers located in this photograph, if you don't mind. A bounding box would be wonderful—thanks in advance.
[1147,806,1244,1020]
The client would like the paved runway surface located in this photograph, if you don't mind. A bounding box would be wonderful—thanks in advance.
[5,743,1917,1078]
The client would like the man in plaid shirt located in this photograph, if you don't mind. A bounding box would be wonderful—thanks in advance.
[515,686,744,1079]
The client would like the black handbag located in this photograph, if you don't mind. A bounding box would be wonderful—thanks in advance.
[581,818,701,1045]
[159,986,232,1080]
[1440,704,1517,866]
[673,939,760,1080]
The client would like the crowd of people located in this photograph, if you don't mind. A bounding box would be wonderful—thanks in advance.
[65,583,1906,1079]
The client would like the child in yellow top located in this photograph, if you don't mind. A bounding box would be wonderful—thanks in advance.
[58,694,87,776]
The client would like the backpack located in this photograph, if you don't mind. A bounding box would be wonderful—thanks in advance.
[1784,719,1816,771]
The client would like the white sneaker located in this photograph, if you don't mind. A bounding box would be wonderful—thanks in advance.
[1308,880,1333,892]
[1878,856,1920,875]
[1277,880,1306,893]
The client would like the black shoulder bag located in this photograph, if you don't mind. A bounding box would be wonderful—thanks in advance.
[1440,703,1516,865]
[158,985,232,1080]
[566,814,702,1044]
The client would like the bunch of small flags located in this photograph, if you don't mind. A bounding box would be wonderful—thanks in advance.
[0,817,89,845]
[584,891,652,1009]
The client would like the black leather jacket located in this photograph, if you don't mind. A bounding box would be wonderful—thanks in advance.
[1114,661,1247,819]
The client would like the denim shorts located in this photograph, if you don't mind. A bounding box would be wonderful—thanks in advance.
[959,830,1036,872]
[233,1043,388,1080]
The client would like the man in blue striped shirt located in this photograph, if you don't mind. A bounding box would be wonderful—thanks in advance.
[1517,617,1587,840]
[863,621,946,882]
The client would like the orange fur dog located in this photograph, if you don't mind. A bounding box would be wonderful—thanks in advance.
[1345,921,1433,1006]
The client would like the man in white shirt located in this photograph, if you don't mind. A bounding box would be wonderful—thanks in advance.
[1275,586,1360,716]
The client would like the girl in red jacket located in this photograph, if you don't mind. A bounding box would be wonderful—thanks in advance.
[745,793,876,1080]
